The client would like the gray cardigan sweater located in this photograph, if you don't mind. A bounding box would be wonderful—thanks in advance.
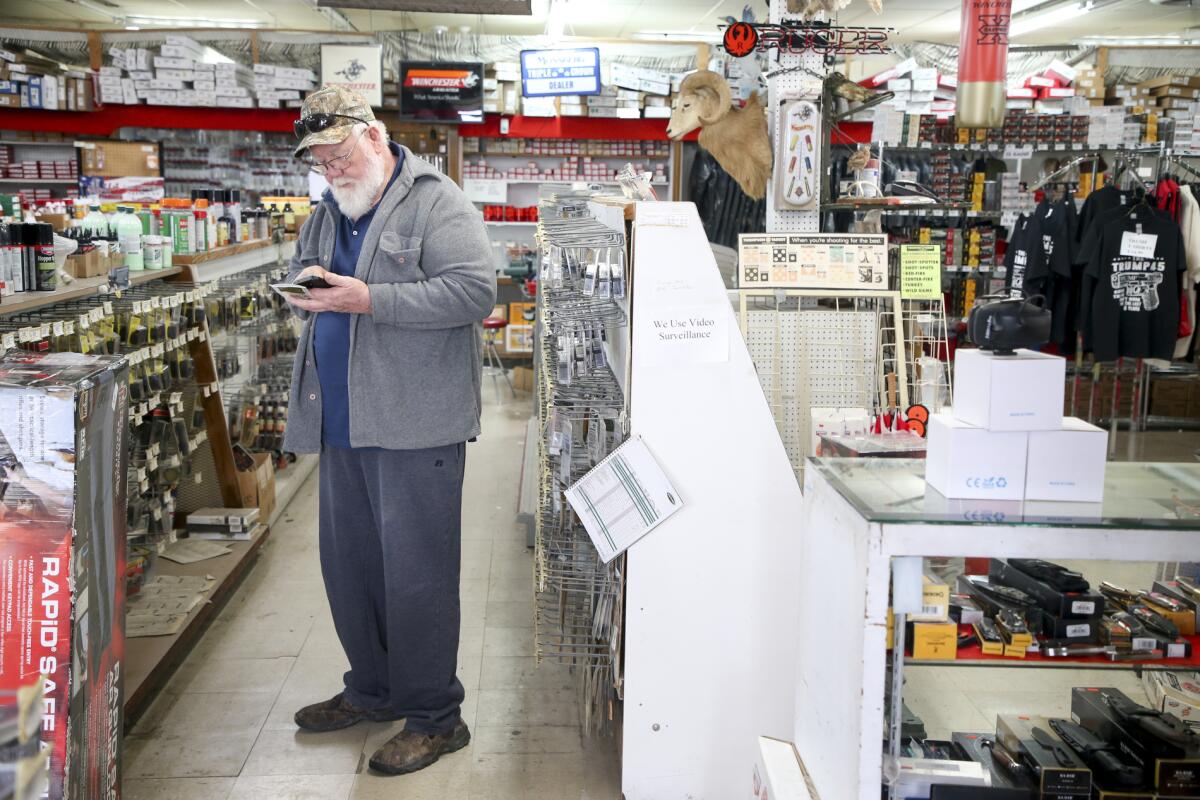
[282,146,496,453]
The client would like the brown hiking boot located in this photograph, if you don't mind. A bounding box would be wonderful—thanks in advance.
[368,719,471,775]
[294,692,398,732]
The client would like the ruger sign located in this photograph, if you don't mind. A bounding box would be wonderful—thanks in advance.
[321,44,384,107]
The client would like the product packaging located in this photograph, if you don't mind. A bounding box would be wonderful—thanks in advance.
[953,348,1065,431]
[0,351,129,800]
[925,413,1028,500]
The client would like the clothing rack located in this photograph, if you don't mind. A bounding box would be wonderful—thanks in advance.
[1165,154,1200,182]
[1030,153,1099,191]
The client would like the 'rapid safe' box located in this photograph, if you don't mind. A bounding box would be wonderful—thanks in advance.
[1024,417,1107,503]
[953,348,1065,431]
[926,413,1028,501]
[0,352,129,800]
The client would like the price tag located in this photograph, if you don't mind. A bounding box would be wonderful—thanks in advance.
[78,314,90,330]
[65,321,75,336]
[137,467,147,482]
[52,321,64,337]
[1071,600,1096,615]
[1065,623,1091,638]
[40,324,49,339]
[2,334,14,350]
[139,479,150,493]
[91,308,103,323]
[170,392,183,405]
[152,343,164,357]
[152,296,162,309]
[209,382,219,394]
[103,301,113,315]
[1120,231,1158,259]
[1132,636,1158,652]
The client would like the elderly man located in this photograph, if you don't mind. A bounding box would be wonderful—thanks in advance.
[280,86,495,775]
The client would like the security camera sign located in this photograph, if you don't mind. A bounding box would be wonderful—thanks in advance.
[520,48,601,97]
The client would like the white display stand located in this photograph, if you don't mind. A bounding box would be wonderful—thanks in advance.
[795,460,1200,800]
[622,202,805,798]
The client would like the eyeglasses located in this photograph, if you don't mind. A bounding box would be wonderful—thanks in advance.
[293,112,369,140]
[303,129,366,175]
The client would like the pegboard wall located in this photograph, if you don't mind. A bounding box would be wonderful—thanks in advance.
[741,298,887,475]
[766,0,825,234]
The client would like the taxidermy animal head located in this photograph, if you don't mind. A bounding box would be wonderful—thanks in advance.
[666,70,772,200]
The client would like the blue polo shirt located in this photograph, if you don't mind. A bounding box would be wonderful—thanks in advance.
[314,142,404,448]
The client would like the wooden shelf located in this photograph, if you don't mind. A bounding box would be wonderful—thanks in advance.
[172,239,272,266]
[0,266,181,316]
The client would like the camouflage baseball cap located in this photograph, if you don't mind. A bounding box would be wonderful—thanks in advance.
[293,85,376,158]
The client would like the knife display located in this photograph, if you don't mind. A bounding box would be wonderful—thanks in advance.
[1031,726,1075,768]
[1048,718,1144,787]
[1102,691,1200,749]
[1009,559,1090,592]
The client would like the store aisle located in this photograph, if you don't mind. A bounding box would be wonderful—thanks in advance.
[122,391,622,800]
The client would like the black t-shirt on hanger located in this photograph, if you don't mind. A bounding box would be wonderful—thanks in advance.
[1004,214,1047,298]
[1085,208,1186,361]
[1034,196,1078,345]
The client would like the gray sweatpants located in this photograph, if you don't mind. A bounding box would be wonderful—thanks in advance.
[318,442,466,734]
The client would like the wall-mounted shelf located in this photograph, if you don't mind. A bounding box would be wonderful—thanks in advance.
[0,266,182,317]
[0,177,77,184]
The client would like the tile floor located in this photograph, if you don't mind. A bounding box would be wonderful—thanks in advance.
[122,391,622,800]
[120,385,1200,799]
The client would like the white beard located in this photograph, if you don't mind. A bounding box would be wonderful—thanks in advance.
[330,147,388,221]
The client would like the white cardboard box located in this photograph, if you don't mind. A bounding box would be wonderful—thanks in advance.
[1025,417,1106,502]
[1142,670,1200,732]
[753,737,812,800]
[953,348,1064,431]
[926,413,1028,501]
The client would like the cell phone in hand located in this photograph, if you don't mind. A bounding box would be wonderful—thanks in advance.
[271,283,311,299]
[297,273,333,290]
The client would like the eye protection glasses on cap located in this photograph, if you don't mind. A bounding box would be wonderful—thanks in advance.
[293,113,369,140]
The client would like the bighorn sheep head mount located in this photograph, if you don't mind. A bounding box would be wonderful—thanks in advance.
[666,70,772,200]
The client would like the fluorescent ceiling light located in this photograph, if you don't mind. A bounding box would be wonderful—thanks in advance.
[1009,0,1094,38]
[124,14,267,28]
[632,31,723,43]
[1078,34,1200,44]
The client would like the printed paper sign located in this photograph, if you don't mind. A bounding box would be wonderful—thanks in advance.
[641,304,729,366]
[900,244,942,299]
[738,233,887,289]
[1119,231,1158,259]
[321,44,383,107]
[566,436,683,563]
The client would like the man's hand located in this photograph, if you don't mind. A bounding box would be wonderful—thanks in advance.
[284,270,373,315]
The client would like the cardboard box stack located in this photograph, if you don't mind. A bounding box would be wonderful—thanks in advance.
[462,156,665,184]
[0,48,91,110]
[0,145,77,182]
[102,36,312,109]
[926,348,1107,502]
[252,62,316,109]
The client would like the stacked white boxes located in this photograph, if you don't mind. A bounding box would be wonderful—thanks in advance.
[102,36,313,109]
[926,348,1107,502]
[252,63,316,109]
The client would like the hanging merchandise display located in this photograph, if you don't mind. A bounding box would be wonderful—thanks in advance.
[666,71,771,200]
[775,100,821,210]
[956,0,1012,128]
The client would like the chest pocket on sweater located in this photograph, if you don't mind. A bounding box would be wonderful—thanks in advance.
[373,231,424,283]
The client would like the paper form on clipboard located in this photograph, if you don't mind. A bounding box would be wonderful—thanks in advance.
[565,435,683,563]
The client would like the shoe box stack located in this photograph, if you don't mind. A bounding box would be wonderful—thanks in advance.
[926,348,1107,503]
